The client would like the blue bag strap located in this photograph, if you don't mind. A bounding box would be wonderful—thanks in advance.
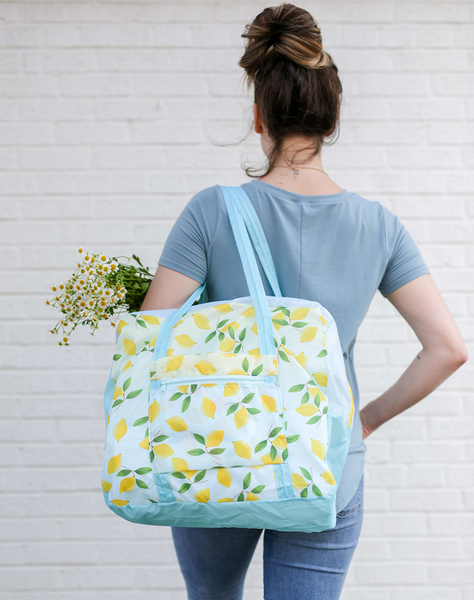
[234,186,283,298]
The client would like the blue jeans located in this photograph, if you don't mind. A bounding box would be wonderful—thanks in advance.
[171,474,364,600]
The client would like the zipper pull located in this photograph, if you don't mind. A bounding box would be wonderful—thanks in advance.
[161,381,166,394]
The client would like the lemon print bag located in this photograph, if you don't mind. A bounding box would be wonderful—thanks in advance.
[101,185,354,533]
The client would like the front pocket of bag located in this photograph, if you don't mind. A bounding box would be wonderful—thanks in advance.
[148,374,288,474]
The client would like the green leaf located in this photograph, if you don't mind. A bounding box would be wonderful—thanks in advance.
[145,427,149,437]
[226,404,239,416]
[242,393,255,404]
[282,448,289,462]
[278,350,290,362]
[300,467,311,480]
[149,450,154,462]
[113,354,121,361]
[237,492,245,502]
[148,498,158,503]
[282,308,291,318]
[153,434,169,443]
[217,319,229,329]
[243,472,251,490]
[205,331,217,343]
[182,396,191,413]
[292,321,308,328]
[272,318,288,327]
[135,467,152,475]
[242,357,249,372]
[112,399,123,408]
[170,392,184,401]
[194,433,205,445]
[136,478,149,489]
[273,337,279,348]
[301,391,310,404]
[239,327,246,342]
[300,487,308,498]
[188,448,205,456]
[288,384,305,393]
[209,447,225,455]
[190,384,198,393]
[178,483,192,493]
[133,416,148,427]
[218,331,225,342]
[270,444,277,461]
[254,440,267,453]
[323,406,328,414]
[228,326,235,340]
[306,415,321,425]
[247,408,261,415]
[252,364,263,376]
[149,371,156,379]
[234,344,241,353]
[251,485,265,494]
[286,434,300,443]
[317,349,327,358]
[269,427,282,438]
[307,379,316,386]
[126,389,143,400]
[194,470,206,483]
[123,377,131,392]
[117,469,131,477]
[172,472,187,479]
[281,336,286,345]
[137,319,147,329]
[312,484,323,497]
[314,393,321,408]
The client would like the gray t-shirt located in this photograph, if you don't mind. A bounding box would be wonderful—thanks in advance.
[158,179,430,512]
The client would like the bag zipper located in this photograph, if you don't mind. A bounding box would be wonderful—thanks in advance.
[158,374,271,394]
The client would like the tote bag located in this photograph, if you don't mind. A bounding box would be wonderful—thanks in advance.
[101,184,354,533]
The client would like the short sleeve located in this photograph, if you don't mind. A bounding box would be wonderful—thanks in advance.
[157,185,219,285]
[378,203,430,297]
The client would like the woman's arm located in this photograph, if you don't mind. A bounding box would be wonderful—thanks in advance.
[359,273,469,439]
[139,264,202,311]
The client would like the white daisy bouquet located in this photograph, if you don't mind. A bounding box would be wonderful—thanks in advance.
[46,248,154,346]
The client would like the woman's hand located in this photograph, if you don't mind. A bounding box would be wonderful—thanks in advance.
[359,402,379,440]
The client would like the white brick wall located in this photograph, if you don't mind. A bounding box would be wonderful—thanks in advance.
[0,1,473,598]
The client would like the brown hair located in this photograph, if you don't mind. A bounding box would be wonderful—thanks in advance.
[238,3,342,178]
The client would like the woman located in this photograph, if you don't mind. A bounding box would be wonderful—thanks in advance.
[140,4,468,599]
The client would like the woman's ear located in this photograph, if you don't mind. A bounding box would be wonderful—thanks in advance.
[254,103,264,134]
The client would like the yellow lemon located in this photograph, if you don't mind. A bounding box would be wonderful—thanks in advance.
[140,315,160,325]
[175,334,196,349]
[272,311,287,330]
[194,360,217,375]
[273,435,287,449]
[194,488,210,503]
[123,339,136,355]
[116,320,128,333]
[172,457,189,472]
[183,469,198,478]
[113,418,127,442]
[323,333,326,348]
[202,383,217,388]
[242,306,255,318]
[321,470,336,485]
[106,414,110,427]
[107,454,122,474]
[139,436,149,450]
[308,386,326,402]
[201,397,216,419]
[166,355,184,372]
[281,344,295,357]
[313,372,328,387]
[166,416,188,432]
[173,319,183,329]
[214,303,233,314]
[112,385,123,401]
[291,473,307,489]
[149,400,160,422]
[311,439,326,460]
[221,321,239,333]
[119,476,136,493]
[250,464,264,470]
[251,323,258,335]
[233,440,252,459]
[102,480,112,493]
[296,404,318,417]
[217,467,232,488]
[166,348,174,356]
[111,499,129,506]
[192,313,210,329]
[217,497,234,502]
[153,444,174,458]
[219,338,235,352]
[234,406,249,429]
[248,347,261,358]
[224,382,240,397]
[261,453,283,465]
[177,384,189,393]
[291,307,310,320]
[123,360,133,372]
[261,394,277,413]
[273,359,278,369]
[206,430,224,447]
[149,336,157,348]
[296,352,308,368]
[319,314,327,325]
[300,327,318,343]
[246,493,259,501]
[228,368,247,375]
